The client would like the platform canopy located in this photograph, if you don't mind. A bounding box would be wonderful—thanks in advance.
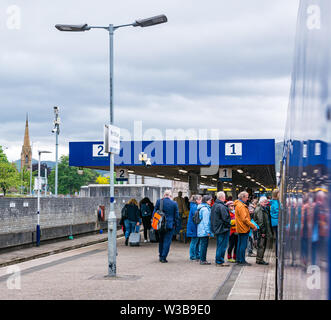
[69,139,276,190]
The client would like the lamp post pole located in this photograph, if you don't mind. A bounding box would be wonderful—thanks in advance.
[36,150,51,246]
[107,24,117,277]
[55,14,167,276]
[29,142,33,196]
[36,152,41,246]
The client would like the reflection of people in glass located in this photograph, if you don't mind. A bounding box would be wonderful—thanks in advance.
[311,190,328,266]
[289,197,297,266]
[295,196,303,265]
[300,194,309,267]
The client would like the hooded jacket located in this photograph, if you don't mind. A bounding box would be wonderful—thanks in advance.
[210,199,231,235]
[234,199,256,233]
[197,203,213,237]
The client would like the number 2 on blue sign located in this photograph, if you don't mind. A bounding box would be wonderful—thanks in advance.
[98,145,104,156]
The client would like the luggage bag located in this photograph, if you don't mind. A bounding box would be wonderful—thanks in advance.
[129,232,141,246]
[149,228,159,243]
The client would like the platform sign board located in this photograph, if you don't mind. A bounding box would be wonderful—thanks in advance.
[116,168,128,181]
[219,168,232,181]
[93,144,107,157]
[69,139,275,168]
[225,143,242,156]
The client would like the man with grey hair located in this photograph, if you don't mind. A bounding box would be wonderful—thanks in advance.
[254,196,272,265]
[153,189,180,263]
[211,191,231,266]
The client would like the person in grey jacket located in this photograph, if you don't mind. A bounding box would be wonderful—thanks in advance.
[211,191,231,266]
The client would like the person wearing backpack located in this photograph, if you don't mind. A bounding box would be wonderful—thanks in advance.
[210,191,231,267]
[153,190,180,263]
[139,197,154,243]
[122,198,141,246]
[197,195,214,265]
[186,194,202,261]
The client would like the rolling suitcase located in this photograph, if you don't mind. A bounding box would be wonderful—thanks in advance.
[129,232,141,246]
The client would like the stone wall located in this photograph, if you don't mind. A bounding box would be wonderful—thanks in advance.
[0,197,110,250]
[0,185,174,250]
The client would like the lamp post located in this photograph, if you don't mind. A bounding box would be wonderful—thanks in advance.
[29,142,33,196]
[52,106,60,197]
[36,150,51,246]
[55,14,167,277]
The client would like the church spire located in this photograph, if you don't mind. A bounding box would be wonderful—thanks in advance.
[21,114,32,172]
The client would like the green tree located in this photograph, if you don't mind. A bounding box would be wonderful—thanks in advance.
[20,166,32,194]
[0,146,20,196]
[48,155,99,195]
[0,146,8,162]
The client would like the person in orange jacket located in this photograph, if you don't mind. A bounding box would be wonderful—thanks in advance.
[234,191,257,265]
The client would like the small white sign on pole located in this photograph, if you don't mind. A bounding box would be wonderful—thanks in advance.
[104,124,120,155]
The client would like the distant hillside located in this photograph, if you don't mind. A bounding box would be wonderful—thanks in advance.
[14,159,56,171]
[14,159,106,176]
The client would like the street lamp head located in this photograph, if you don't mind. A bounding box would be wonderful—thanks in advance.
[133,14,167,27]
[38,150,52,155]
[55,24,90,32]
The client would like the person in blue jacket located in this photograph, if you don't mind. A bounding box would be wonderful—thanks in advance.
[197,195,214,265]
[153,190,180,263]
[186,194,202,261]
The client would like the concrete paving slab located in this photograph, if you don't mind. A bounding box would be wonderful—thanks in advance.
[0,232,277,300]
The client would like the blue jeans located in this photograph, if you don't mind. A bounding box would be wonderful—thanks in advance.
[124,220,137,239]
[189,237,200,260]
[236,232,249,263]
[199,237,209,262]
[159,229,174,260]
[215,231,230,264]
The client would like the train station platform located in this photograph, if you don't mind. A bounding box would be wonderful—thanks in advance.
[0,231,276,300]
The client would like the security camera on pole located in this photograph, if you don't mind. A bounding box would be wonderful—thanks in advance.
[52,106,60,197]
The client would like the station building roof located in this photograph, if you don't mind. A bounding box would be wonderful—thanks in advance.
[69,139,276,189]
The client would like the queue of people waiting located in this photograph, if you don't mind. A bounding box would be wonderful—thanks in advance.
[119,189,280,265]
[187,190,279,266]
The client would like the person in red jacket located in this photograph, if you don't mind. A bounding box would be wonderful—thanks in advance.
[226,201,238,263]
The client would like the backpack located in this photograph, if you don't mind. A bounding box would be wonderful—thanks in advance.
[141,203,151,217]
[121,205,128,219]
[193,208,202,225]
[152,199,167,232]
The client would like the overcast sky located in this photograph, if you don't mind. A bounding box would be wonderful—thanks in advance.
[0,0,299,162]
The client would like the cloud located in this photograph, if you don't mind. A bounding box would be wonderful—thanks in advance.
[0,0,299,161]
